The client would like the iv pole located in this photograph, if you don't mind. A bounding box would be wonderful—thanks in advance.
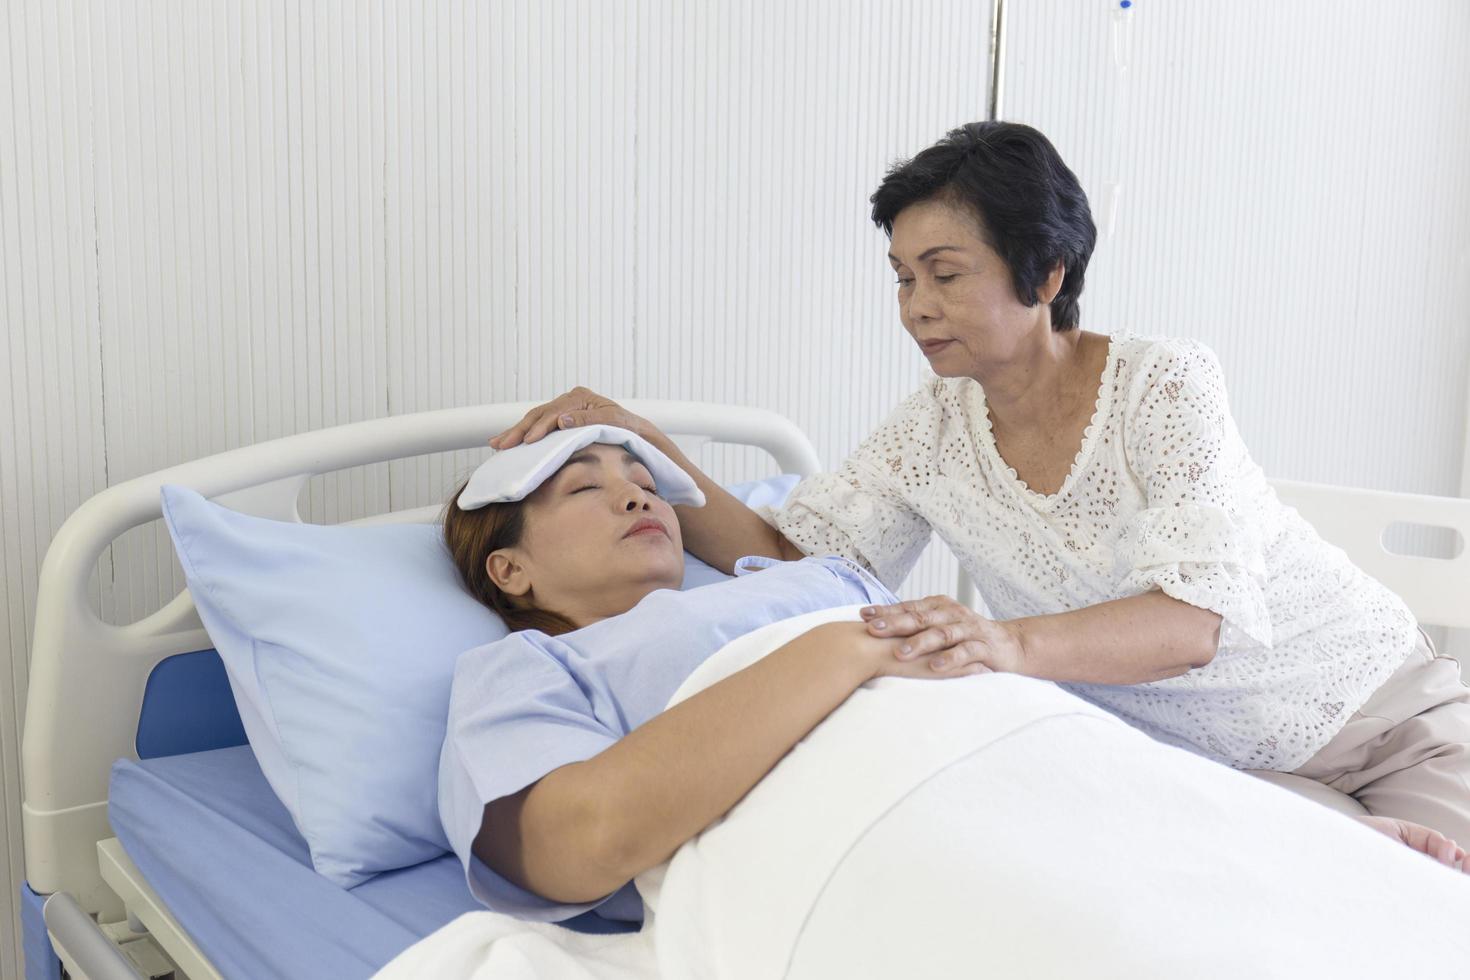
[987,0,1007,121]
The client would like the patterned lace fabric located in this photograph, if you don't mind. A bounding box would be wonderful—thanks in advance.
[761,335,1419,771]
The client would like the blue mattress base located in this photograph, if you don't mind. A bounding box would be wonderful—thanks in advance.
[19,882,62,980]
[109,745,634,980]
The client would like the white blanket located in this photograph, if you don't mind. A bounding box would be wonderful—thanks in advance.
[376,607,1470,979]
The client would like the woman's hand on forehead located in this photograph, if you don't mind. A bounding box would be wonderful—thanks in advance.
[490,387,651,449]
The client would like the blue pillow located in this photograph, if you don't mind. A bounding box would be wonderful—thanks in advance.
[161,486,508,887]
[159,473,797,888]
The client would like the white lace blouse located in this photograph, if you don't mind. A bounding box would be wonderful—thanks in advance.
[763,335,1418,771]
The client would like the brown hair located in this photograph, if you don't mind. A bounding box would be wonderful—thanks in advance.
[441,479,578,636]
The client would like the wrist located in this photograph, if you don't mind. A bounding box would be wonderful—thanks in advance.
[639,423,678,456]
[1004,618,1040,678]
[796,622,882,685]
[643,429,701,483]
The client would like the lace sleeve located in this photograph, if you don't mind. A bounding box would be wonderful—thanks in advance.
[1116,341,1272,648]
[760,391,936,592]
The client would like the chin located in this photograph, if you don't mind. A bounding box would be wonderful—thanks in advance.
[655,556,686,591]
[926,358,971,379]
[621,545,685,588]
[920,344,974,378]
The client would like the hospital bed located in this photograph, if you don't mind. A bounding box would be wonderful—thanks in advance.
[19,401,1470,980]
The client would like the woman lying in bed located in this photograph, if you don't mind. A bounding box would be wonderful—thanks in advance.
[437,431,982,925]
[437,430,1466,928]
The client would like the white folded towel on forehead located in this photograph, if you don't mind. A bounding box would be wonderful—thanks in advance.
[458,425,706,510]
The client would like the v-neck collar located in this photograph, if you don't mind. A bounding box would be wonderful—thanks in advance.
[969,334,1122,509]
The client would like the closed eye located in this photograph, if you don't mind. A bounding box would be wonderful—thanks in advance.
[935,274,958,284]
[572,483,661,496]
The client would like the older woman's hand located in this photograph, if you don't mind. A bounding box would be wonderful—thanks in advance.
[490,387,652,449]
[860,596,1023,675]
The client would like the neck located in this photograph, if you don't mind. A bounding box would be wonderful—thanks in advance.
[974,329,1092,435]
[541,582,663,631]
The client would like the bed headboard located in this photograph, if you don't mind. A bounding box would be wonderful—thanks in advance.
[21,400,822,915]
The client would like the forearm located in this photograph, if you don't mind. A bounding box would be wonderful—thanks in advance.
[1011,591,1222,684]
[645,430,805,571]
[589,625,869,882]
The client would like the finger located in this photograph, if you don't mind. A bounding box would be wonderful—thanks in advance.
[496,387,602,448]
[1430,835,1463,869]
[893,619,975,660]
[895,649,968,681]
[490,406,545,448]
[1454,841,1469,872]
[557,408,623,432]
[930,640,987,672]
[861,596,948,621]
[860,603,900,625]
[866,598,964,638]
[1399,823,1462,868]
[1432,834,1465,869]
[926,658,991,680]
[520,410,568,446]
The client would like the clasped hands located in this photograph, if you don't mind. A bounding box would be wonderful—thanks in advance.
[860,595,1027,676]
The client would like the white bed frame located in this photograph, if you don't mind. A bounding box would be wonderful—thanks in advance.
[22,401,1470,979]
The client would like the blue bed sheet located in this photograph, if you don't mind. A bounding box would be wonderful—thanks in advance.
[109,746,634,980]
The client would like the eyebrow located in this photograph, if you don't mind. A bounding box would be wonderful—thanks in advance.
[562,449,642,470]
[887,245,966,265]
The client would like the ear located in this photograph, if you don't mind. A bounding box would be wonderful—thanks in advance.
[486,549,532,597]
[1040,262,1066,306]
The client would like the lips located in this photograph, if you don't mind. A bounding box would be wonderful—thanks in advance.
[918,338,954,355]
[623,517,669,540]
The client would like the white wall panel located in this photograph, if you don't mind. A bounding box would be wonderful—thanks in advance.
[1,2,110,976]
[83,0,397,628]
[634,0,994,602]
[1003,1,1470,498]
[383,0,642,510]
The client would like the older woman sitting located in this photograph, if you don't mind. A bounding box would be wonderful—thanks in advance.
[493,121,1470,864]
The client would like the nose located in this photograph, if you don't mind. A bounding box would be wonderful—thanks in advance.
[619,483,652,512]
[906,278,941,321]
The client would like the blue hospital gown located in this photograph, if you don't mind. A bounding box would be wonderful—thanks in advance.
[438,555,896,925]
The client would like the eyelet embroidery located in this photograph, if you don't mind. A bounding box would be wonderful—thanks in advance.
[764,334,1419,772]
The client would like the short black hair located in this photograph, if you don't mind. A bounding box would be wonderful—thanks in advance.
[870,122,1096,332]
